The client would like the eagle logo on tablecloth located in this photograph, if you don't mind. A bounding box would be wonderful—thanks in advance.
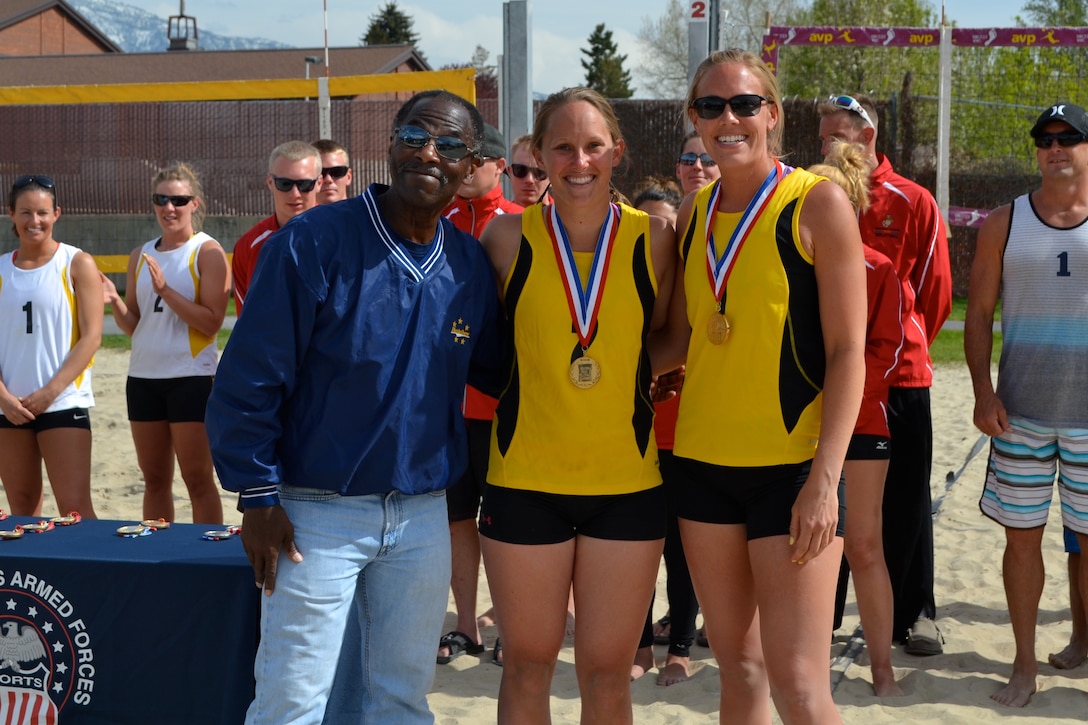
[0,576,94,724]
[0,622,57,725]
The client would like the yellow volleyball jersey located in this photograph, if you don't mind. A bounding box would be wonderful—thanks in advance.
[674,168,826,466]
[488,202,662,495]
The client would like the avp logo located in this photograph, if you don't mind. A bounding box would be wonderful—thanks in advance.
[0,570,96,724]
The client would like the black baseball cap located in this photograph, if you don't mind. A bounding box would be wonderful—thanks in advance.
[480,124,507,159]
[1030,102,1088,138]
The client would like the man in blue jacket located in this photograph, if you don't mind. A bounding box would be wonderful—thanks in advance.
[206,90,502,724]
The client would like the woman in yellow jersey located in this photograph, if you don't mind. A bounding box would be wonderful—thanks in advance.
[478,87,676,724]
[652,50,865,725]
[101,163,229,524]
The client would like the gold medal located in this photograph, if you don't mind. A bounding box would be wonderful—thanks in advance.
[117,524,148,537]
[142,518,170,529]
[21,520,53,533]
[52,512,82,526]
[706,313,731,345]
[569,355,601,389]
[0,526,24,540]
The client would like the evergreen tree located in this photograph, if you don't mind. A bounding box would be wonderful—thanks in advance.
[360,1,421,49]
[581,23,635,98]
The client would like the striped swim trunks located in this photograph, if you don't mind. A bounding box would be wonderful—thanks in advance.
[979,417,1088,533]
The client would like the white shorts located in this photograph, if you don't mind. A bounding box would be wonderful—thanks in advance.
[979,417,1088,533]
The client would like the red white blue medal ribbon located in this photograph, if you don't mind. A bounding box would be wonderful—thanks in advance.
[546,203,621,349]
[704,161,786,304]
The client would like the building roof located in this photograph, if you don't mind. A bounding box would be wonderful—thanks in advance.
[0,44,430,86]
[0,0,123,53]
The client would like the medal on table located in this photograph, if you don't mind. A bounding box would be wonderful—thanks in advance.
[545,202,621,389]
[704,162,788,345]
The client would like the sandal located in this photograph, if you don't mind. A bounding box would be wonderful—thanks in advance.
[437,630,485,664]
[492,637,503,667]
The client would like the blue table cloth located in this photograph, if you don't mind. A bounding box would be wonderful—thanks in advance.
[0,516,257,724]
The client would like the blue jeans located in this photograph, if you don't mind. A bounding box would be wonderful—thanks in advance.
[245,486,451,725]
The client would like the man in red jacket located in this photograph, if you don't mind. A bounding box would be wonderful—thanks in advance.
[443,123,523,236]
[437,122,522,666]
[819,93,953,655]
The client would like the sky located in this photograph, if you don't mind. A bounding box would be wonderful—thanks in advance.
[162,0,1029,96]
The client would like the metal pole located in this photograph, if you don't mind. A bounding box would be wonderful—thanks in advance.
[688,1,710,89]
[936,22,951,224]
[318,77,332,140]
[502,1,532,148]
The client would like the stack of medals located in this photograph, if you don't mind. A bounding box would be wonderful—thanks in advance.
[545,202,620,389]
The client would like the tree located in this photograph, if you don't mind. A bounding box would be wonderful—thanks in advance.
[440,45,498,99]
[360,1,421,49]
[780,0,939,97]
[719,0,805,51]
[635,0,688,99]
[1020,0,1088,25]
[634,0,804,100]
[581,23,635,98]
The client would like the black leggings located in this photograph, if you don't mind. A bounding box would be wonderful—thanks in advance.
[639,450,699,657]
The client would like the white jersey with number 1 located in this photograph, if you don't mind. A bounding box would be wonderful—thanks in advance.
[0,242,94,413]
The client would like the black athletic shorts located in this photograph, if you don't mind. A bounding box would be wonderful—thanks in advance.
[0,407,91,431]
[478,483,667,545]
[446,419,492,522]
[846,433,891,461]
[674,457,846,540]
[126,376,213,423]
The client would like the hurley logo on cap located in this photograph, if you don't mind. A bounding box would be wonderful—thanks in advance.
[1030,101,1088,138]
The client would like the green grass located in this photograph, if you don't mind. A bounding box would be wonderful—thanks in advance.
[102,299,235,351]
[948,295,1001,322]
[931,329,1001,365]
[102,328,231,351]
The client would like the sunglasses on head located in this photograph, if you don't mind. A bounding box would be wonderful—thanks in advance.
[507,163,547,181]
[677,152,717,167]
[321,165,350,179]
[1034,131,1087,149]
[394,125,474,161]
[272,176,318,193]
[828,95,875,128]
[13,174,56,191]
[690,94,767,120]
[152,193,195,207]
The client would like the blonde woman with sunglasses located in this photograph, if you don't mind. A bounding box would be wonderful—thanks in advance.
[101,163,229,524]
[651,50,865,724]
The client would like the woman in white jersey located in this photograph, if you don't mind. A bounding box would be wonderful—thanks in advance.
[0,175,102,517]
[101,163,229,524]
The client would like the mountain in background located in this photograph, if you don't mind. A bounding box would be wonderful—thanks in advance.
[68,0,292,53]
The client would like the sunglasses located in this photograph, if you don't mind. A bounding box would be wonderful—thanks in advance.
[394,125,474,161]
[828,95,875,128]
[508,163,547,181]
[152,193,195,207]
[677,152,717,167]
[1034,131,1087,149]
[690,94,767,120]
[272,176,318,193]
[13,174,56,191]
[321,165,350,179]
